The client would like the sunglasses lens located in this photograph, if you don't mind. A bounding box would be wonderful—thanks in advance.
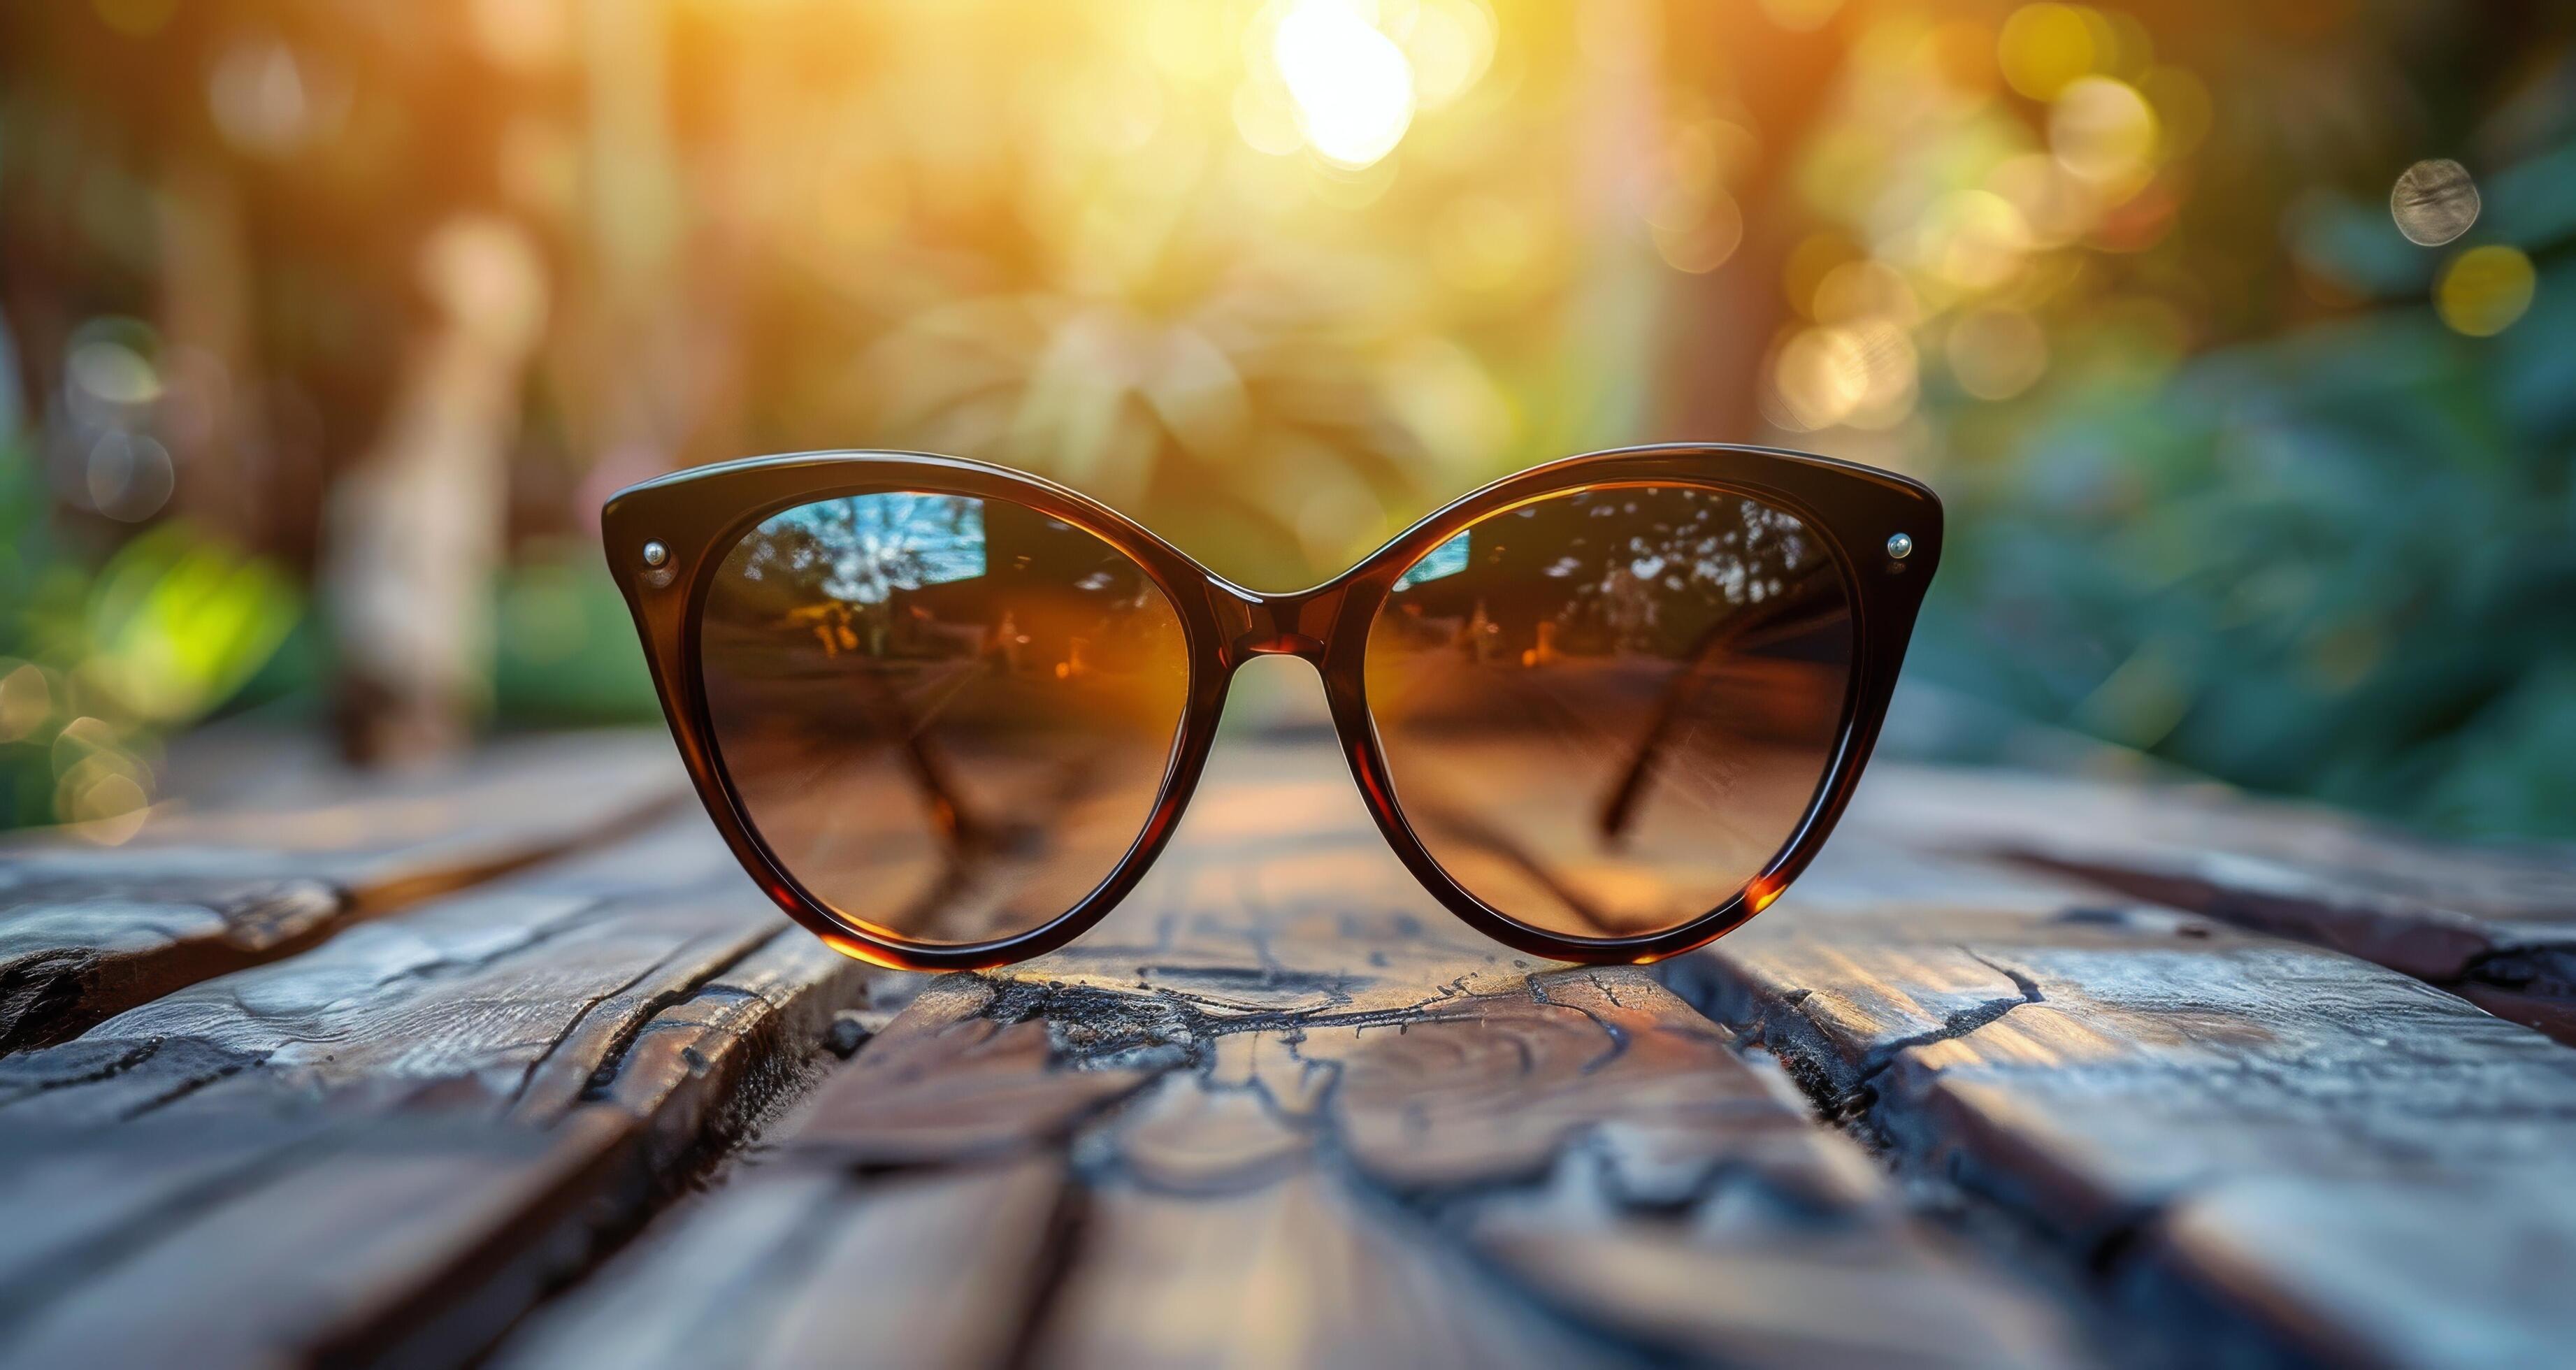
[699,492,1189,946]
[1365,484,1854,942]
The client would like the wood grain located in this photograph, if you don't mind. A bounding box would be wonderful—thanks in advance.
[1857,762,2576,1040]
[0,1112,629,1368]
[15,727,2575,1369]
[1038,1169,1599,1370]
[496,740,2082,1369]
[0,816,884,1369]
[1667,807,2576,1370]
[0,731,687,1051]
[496,1160,1071,1370]
[786,975,1156,1165]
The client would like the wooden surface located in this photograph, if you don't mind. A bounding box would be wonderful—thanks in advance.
[1,727,2572,1368]
[0,731,685,1052]
[1855,766,2576,1041]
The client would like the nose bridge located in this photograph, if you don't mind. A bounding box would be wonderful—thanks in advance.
[1204,577,1345,666]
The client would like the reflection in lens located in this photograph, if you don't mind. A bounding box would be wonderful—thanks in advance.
[1365,485,1852,942]
[700,492,1188,946]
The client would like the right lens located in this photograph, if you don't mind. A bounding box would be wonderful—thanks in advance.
[1364,484,1854,942]
[698,491,1189,946]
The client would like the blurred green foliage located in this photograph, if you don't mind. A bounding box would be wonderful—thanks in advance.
[0,437,303,831]
[490,551,663,725]
[1923,282,2576,837]
[1908,16,2576,840]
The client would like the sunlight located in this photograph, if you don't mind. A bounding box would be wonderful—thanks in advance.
[1271,0,1416,169]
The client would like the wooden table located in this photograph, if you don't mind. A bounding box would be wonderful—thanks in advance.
[2,724,2572,1368]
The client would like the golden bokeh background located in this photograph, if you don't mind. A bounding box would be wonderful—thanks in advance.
[2,0,2570,840]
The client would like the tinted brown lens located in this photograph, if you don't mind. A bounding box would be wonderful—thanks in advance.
[700,492,1188,946]
[1365,484,1853,941]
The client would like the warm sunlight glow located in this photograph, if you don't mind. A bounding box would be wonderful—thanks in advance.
[1272,0,1416,169]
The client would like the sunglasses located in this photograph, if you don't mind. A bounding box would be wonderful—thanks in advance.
[605,445,1939,970]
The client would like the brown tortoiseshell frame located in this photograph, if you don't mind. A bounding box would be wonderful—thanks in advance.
[603,445,1941,972]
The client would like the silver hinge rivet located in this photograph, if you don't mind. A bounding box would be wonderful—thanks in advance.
[1885,532,1914,561]
[641,540,670,568]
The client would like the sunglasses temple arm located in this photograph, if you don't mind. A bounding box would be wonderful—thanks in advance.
[1405,796,1627,937]
[851,663,993,849]
[1593,568,1844,843]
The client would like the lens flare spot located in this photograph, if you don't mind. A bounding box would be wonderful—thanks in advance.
[1771,322,1918,431]
[2050,76,2157,190]
[1913,189,2031,290]
[1650,189,1745,275]
[1811,259,1921,328]
[2435,245,2535,337]
[1947,307,2050,401]
[1997,3,2096,101]
[208,36,322,157]
[66,772,151,846]
[67,338,161,410]
[0,663,54,743]
[1272,0,1417,168]
[1403,0,1497,111]
[1986,152,2094,248]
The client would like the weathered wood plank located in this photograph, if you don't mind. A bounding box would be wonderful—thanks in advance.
[501,740,2085,1369]
[1664,812,2576,1369]
[0,814,886,1369]
[1039,1169,1602,1369]
[34,725,2568,1369]
[0,820,782,1124]
[0,1113,630,1368]
[784,975,1156,1166]
[494,1159,1071,1370]
[1859,763,2576,1040]
[1332,969,2074,1365]
[0,731,688,1051]
[1328,969,1815,1197]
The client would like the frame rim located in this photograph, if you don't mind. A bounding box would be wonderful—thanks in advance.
[602,444,1941,970]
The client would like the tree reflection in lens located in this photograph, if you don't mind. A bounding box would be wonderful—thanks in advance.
[1365,485,1853,942]
[700,493,1188,946]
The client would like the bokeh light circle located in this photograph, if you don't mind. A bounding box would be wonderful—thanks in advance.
[2391,159,2480,247]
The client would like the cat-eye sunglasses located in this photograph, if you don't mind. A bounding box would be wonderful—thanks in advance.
[605,445,1939,970]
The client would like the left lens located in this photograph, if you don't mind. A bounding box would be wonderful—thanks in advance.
[1364,484,1854,943]
[698,491,1189,948]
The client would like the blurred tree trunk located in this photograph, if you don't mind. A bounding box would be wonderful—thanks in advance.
[155,156,267,545]
[324,215,548,766]
[1652,4,1848,442]
[1564,0,1669,449]
[0,132,71,440]
[574,0,694,481]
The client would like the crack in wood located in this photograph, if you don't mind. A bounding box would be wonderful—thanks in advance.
[507,924,786,1116]
[977,972,1497,1073]
[477,742,2100,1367]
[1661,893,2576,1369]
[0,879,347,1052]
[1984,830,2576,1044]
[1848,951,2046,1093]
[0,1034,274,1118]
[1525,974,1630,1076]
[50,739,2576,1366]
[0,734,691,1055]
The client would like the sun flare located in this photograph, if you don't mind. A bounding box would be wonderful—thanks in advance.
[1271,0,1416,169]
